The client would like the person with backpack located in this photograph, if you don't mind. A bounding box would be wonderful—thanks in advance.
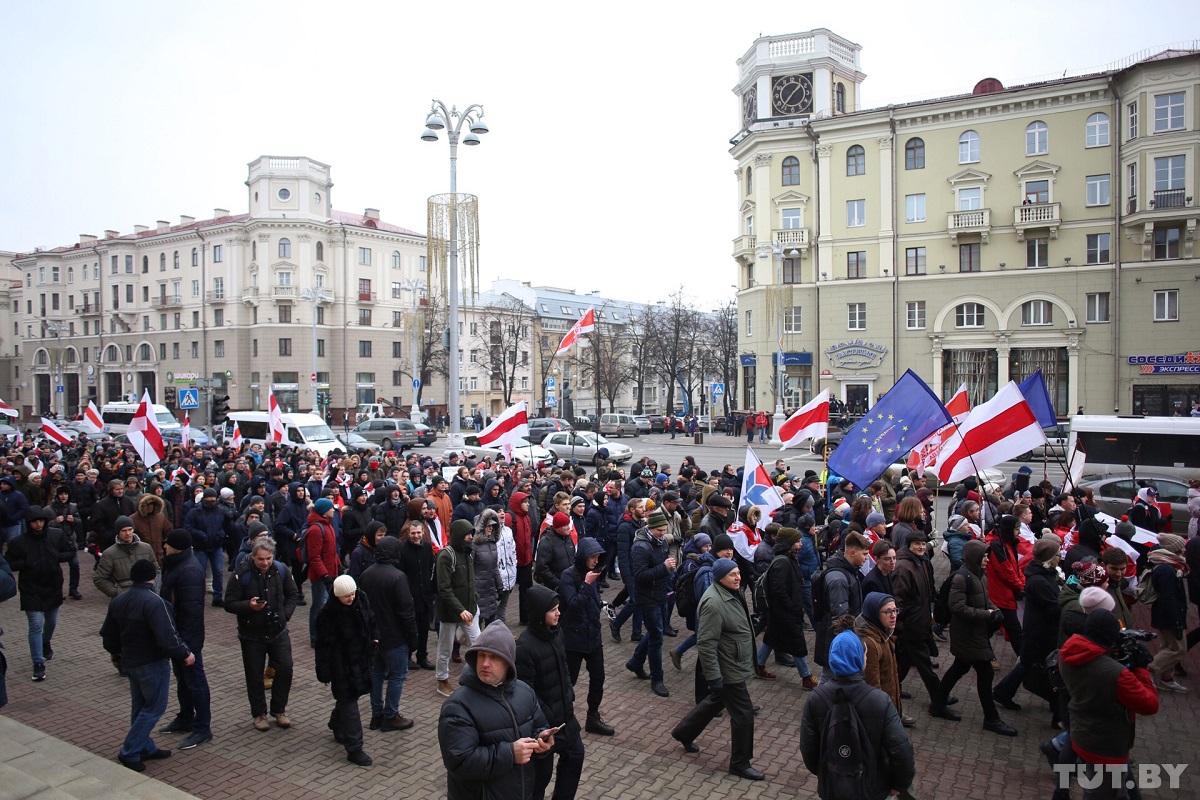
[303,498,341,647]
[813,532,870,676]
[759,527,818,689]
[890,530,939,719]
[670,558,764,781]
[799,630,916,800]
[1145,533,1189,694]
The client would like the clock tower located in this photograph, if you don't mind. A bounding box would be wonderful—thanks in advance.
[734,29,865,128]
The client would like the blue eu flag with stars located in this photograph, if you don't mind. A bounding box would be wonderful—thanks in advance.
[827,370,952,490]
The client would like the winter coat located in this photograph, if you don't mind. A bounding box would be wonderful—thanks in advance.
[184,501,231,554]
[891,548,934,644]
[342,499,375,552]
[855,613,902,714]
[695,579,756,684]
[614,513,639,579]
[357,538,418,653]
[133,494,171,566]
[453,498,485,526]
[584,501,609,543]
[948,540,998,662]
[89,492,136,552]
[6,524,72,611]
[159,547,206,650]
[1060,633,1159,764]
[69,479,100,521]
[45,499,83,551]
[224,558,300,641]
[943,528,974,570]
[814,551,865,667]
[1188,487,1200,539]
[984,532,1025,610]
[314,590,378,702]
[399,536,436,610]
[0,480,29,528]
[861,566,895,599]
[507,492,535,568]
[1020,560,1060,665]
[762,541,806,657]
[304,511,340,582]
[347,521,383,580]
[496,522,518,593]
[534,526,575,592]
[99,584,191,669]
[797,527,821,579]
[516,585,580,754]
[273,485,309,563]
[630,527,671,606]
[558,537,604,654]
[94,536,157,598]
[1057,582,1088,647]
[436,522,478,622]
[603,491,627,532]
[472,510,504,620]
[427,487,454,537]
[1150,560,1188,632]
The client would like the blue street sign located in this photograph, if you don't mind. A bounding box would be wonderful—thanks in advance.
[546,396,558,407]
[179,388,200,409]
[56,385,64,393]
[546,377,557,388]
[711,382,725,397]
[412,378,421,389]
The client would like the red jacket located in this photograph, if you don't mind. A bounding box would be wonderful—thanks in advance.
[304,510,340,581]
[507,491,535,567]
[1059,634,1159,764]
[984,532,1025,610]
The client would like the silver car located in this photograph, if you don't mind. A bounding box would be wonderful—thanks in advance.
[351,418,419,451]
[1078,474,1192,523]
[542,430,633,466]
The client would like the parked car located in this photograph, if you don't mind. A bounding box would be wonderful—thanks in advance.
[573,414,598,429]
[527,417,573,444]
[644,414,666,432]
[1077,474,1192,524]
[600,413,641,438]
[632,415,653,434]
[454,435,552,466]
[413,422,438,447]
[351,417,420,451]
[542,430,634,466]
[162,428,210,447]
[809,429,847,454]
[1017,421,1070,461]
[337,431,379,454]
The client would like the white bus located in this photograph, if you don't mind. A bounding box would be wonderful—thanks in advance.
[1068,415,1200,480]
[101,402,181,435]
[225,411,342,457]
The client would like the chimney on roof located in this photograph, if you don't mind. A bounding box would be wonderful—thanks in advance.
[213,208,229,219]
[364,208,380,220]
[79,234,98,245]
[180,215,195,226]
[134,225,149,234]
[104,230,120,240]
[156,220,170,232]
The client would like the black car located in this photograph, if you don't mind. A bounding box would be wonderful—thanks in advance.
[645,414,666,433]
[527,417,573,444]
[413,422,438,447]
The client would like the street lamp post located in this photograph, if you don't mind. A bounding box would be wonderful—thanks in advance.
[400,278,428,419]
[300,288,331,416]
[46,321,69,419]
[421,99,489,447]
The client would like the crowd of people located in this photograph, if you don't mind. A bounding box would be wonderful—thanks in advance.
[0,430,1197,799]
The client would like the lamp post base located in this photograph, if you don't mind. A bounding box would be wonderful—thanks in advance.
[771,408,786,446]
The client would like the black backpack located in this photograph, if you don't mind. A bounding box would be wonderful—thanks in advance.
[933,572,955,626]
[819,685,878,800]
[674,563,711,620]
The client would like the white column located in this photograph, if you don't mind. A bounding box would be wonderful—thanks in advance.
[814,67,832,116]
[816,144,833,283]
[877,136,895,277]
[1067,335,1080,415]
[930,336,944,398]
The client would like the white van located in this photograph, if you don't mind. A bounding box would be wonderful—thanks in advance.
[225,411,342,457]
[102,402,181,435]
[599,413,639,438]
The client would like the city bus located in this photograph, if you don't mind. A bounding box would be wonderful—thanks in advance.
[1068,415,1200,480]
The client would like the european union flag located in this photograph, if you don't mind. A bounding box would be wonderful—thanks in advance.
[1018,369,1058,429]
[827,370,952,490]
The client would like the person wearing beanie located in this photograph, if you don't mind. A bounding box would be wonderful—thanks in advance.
[1099,548,1135,630]
[159,527,212,749]
[1058,609,1159,796]
[943,514,974,573]
[184,486,233,607]
[438,620,553,799]
[435,519,481,697]
[303,494,342,647]
[100,551,195,772]
[6,506,73,683]
[341,485,376,561]
[760,527,818,689]
[931,539,1018,736]
[1146,533,1190,693]
[558,536,615,736]
[890,529,939,721]
[535,511,577,594]
[697,494,732,543]
[94,516,157,599]
[358,535,420,731]
[314,571,379,766]
[671,555,765,781]
[627,497,677,699]
[800,630,916,799]
[347,520,386,580]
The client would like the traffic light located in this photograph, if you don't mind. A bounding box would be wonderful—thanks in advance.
[212,395,230,426]
[164,386,177,406]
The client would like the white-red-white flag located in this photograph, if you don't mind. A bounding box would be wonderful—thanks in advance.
[778,390,829,451]
[40,417,72,445]
[83,401,104,433]
[555,307,596,356]
[477,401,530,461]
[934,382,1047,485]
[181,412,191,449]
[268,392,285,443]
[127,389,166,467]
[907,383,971,475]
[0,397,18,418]
[231,422,243,448]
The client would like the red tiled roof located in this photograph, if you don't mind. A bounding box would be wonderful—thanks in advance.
[328,210,422,237]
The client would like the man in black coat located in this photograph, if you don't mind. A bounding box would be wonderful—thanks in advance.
[89,479,137,553]
[535,513,576,592]
[517,585,585,800]
[357,536,419,731]
[6,506,72,680]
[315,574,379,766]
[398,519,436,670]
[158,529,212,749]
[438,621,554,800]
[557,537,614,736]
[100,558,195,771]
[628,508,676,698]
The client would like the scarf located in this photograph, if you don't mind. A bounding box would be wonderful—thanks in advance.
[1148,547,1189,576]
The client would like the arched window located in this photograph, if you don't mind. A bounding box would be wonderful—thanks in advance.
[836,83,846,113]
[105,345,119,363]
[781,156,800,186]
[1086,112,1110,147]
[191,247,198,266]
[955,303,985,328]
[958,130,980,164]
[142,255,149,273]
[138,343,151,361]
[905,138,925,170]
[391,251,401,269]
[278,238,291,258]
[159,253,166,271]
[66,267,74,284]
[316,241,324,261]
[35,349,48,366]
[1026,121,1048,155]
[65,348,76,364]
[846,145,865,176]
[745,167,752,195]
[173,250,179,268]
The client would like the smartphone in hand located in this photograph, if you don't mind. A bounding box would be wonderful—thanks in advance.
[539,723,565,739]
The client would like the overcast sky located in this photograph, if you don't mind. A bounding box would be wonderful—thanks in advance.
[1,1,1193,311]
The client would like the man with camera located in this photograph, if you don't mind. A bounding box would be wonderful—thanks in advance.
[1057,609,1160,800]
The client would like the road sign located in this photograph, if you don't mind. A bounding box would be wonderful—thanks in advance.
[178,388,200,409]
[56,385,64,393]
[546,397,557,407]
[546,377,556,388]
[310,372,317,384]
[711,382,725,397]
[413,378,421,389]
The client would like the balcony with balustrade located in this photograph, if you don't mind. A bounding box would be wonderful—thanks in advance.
[947,208,991,245]
[204,290,226,303]
[1012,202,1060,241]
[153,294,183,309]
[772,227,810,255]
[272,285,297,302]
[732,234,758,261]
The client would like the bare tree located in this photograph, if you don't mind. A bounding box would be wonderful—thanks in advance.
[576,320,633,416]
[473,296,535,407]
[702,301,738,418]
[628,304,659,415]
[645,291,700,415]
[396,293,447,408]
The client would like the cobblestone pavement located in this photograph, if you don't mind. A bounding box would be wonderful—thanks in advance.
[1,570,1196,799]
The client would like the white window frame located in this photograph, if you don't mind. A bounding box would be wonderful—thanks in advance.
[1154,289,1179,322]
[1085,174,1111,206]
[781,208,802,229]
[1154,155,1185,190]
[784,305,802,333]
[358,247,372,265]
[1154,92,1184,132]
[1086,233,1110,265]
[1128,102,1138,139]
[904,193,926,223]
[958,130,980,164]
[957,187,982,211]
[1021,300,1053,326]
[955,303,985,328]
[905,300,926,330]
[1027,238,1050,269]
[1086,292,1110,324]
[847,302,866,331]
[846,199,865,227]
[1026,121,1048,156]
[1085,113,1110,147]
[745,309,753,336]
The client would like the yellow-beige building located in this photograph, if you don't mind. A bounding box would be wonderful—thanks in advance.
[732,30,1199,417]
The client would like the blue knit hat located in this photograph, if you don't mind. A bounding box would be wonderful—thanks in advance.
[829,630,866,677]
[313,498,334,515]
[712,557,738,582]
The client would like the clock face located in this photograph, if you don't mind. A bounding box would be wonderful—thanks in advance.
[772,73,814,116]
[743,88,757,125]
